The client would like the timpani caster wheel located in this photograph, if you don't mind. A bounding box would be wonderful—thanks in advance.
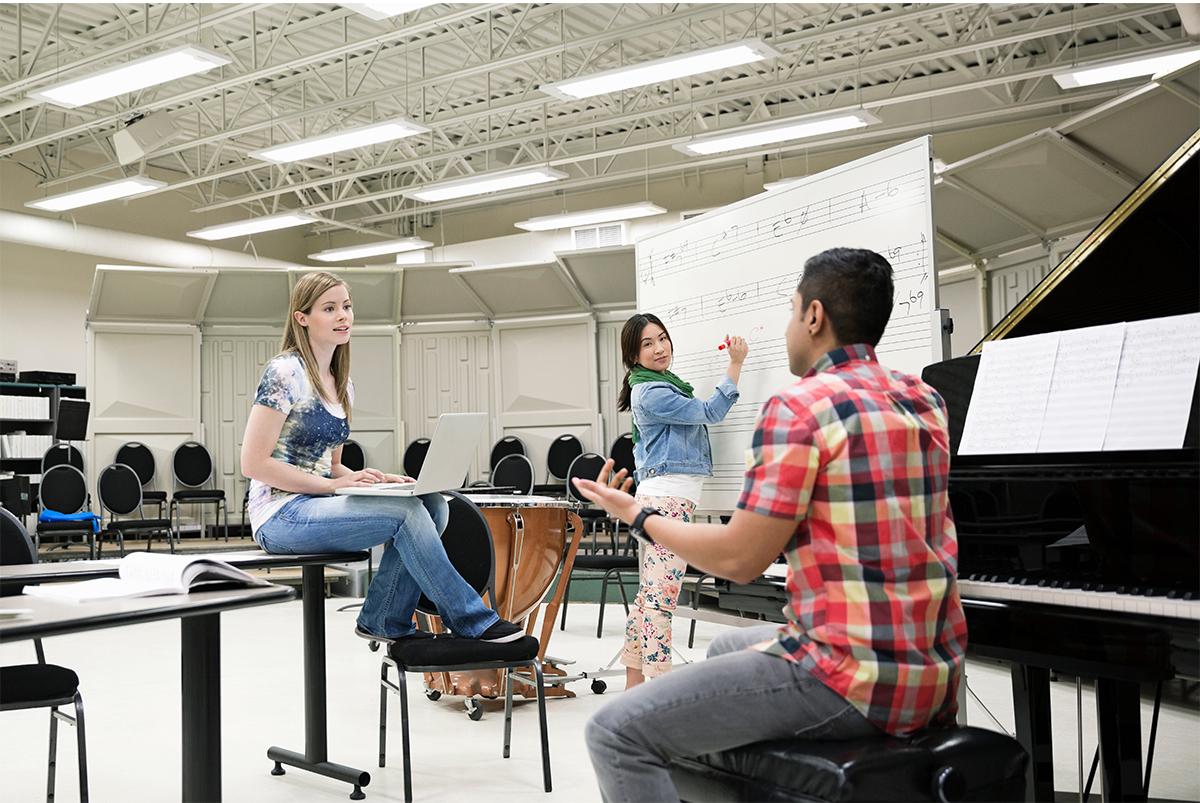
[465,698,484,721]
[424,689,441,701]
[591,679,607,694]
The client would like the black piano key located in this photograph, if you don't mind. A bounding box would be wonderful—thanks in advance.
[1081,582,1094,591]
[1167,589,1180,599]
[1184,591,1195,601]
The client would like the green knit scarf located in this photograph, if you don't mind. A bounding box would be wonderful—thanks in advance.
[628,367,694,444]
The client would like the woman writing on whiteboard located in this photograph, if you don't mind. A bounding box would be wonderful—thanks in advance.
[616,312,748,687]
[241,271,523,645]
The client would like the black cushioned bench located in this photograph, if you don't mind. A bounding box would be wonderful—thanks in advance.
[670,725,1028,802]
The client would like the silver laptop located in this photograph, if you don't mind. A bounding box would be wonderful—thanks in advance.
[334,412,487,497]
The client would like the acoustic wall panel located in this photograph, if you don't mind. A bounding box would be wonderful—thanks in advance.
[596,317,634,455]
[200,332,281,513]
[400,326,493,482]
[494,318,599,481]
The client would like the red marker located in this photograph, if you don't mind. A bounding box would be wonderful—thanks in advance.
[716,335,731,351]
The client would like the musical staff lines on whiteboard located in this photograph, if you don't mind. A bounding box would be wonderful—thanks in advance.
[636,170,926,285]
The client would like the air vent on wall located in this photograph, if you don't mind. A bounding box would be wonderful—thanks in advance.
[572,222,627,250]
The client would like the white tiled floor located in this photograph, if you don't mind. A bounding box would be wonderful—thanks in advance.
[1,599,1197,802]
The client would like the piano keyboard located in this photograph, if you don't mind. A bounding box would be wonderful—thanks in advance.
[958,578,1200,621]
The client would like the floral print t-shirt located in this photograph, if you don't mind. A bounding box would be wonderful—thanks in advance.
[247,353,353,534]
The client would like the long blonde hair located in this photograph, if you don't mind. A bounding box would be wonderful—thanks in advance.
[281,271,353,421]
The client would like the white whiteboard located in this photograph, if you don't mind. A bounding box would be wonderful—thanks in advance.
[635,137,939,511]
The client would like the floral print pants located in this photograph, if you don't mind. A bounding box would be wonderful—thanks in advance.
[620,494,696,679]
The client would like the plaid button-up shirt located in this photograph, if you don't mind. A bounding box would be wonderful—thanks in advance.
[737,344,967,735]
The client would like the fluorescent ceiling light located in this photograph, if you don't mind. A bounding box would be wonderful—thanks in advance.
[515,202,666,231]
[404,167,568,202]
[251,118,428,163]
[309,237,433,262]
[541,39,779,101]
[187,212,315,241]
[25,176,166,211]
[29,46,230,109]
[343,2,441,20]
[1053,46,1200,89]
[674,109,879,157]
[763,177,805,192]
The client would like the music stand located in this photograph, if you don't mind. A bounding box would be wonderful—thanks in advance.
[55,397,90,444]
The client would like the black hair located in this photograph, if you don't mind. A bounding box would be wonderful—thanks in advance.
[796,248,894,346]
[616,312,671,412]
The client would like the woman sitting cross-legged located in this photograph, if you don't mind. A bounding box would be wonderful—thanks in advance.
[241,270,521,644]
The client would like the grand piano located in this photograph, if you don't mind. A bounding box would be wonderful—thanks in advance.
[710,129,1200,802]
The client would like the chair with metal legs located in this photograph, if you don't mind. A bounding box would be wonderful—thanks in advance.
[169,441,228,543]
[96,463,175,556]
[376,492,551,803]
[114,442,167,519]
[34,464,98,560]
[1,507,90,803]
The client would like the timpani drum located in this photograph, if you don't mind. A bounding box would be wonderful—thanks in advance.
[423,494,583,701]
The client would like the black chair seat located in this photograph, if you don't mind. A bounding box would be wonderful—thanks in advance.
[389,634,539,666]
[572,554,639,571]
[670,726,1027,803]
[173,489,225,501]
[578,508,608,520]
[141,490,168,502]
[35,520,95,533]
[106,518,173,532]
[0,664,79,707]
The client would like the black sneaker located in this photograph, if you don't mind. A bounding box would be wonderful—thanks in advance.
[355,625,434,644]
[477,619,524,643]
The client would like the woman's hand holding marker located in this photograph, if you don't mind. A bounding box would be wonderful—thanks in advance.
[717,334,749,365]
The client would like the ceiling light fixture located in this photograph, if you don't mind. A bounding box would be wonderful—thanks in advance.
[187,212,316,241]
[674,109,880,157]
[29,46,230,109]
[309,237,433,262]
[25,176,167,211]
[514,202,666,231]
[403,166,568,202]
[251,117,428,163]
[343,2,442,20]
[541,39,779,101]
[1053,46,1200,88]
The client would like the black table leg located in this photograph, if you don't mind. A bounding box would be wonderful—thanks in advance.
[182,613,221,803]
[1096,678,1145,802]
[267,564,371,799]
[1012,664,1055,802]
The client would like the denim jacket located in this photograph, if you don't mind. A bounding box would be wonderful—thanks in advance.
[630,376,740,482]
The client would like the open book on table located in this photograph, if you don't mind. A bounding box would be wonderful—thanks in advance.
[22,552,271,603]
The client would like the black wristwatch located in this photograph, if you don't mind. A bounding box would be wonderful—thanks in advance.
[629,506,662,545]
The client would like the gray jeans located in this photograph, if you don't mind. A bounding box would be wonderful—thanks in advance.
[585,625,879,803]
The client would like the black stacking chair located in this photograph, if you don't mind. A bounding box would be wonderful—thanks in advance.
[114,442,166,518]
[609,433,636,484]
[489,436,526,471]
[377,492,550,803]
[169,441,228,542]
[40,443,84,474]
[492,454,534,495]
[558,452,639,636]
[545,434,583,484]
[96,463,175,556]
[35,464,97,560]
[1,507,90,802]
[403,438,431,478]
[341,439,366,472]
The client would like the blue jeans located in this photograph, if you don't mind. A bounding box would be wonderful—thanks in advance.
[255,493,499,639]
[586,625,879,802]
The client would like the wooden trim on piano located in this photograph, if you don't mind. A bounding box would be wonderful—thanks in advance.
[974,128,1200,353]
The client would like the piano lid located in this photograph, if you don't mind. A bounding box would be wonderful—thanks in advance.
[975,128,1199,352]
[925,128,1200,465]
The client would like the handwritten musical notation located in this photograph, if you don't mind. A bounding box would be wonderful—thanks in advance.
[635,137,939,510]
[636,169,926,287]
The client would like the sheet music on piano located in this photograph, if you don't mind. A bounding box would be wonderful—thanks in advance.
[1104,312,1200,450]
[958,332,1059,455]
[958,313,1200,455]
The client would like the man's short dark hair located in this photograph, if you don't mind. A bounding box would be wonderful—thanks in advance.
[797,248,894,346]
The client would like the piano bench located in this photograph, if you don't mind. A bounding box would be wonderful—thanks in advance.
[669,725,1028,802]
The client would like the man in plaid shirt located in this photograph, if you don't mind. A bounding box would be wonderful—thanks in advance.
[574,247,967,802]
